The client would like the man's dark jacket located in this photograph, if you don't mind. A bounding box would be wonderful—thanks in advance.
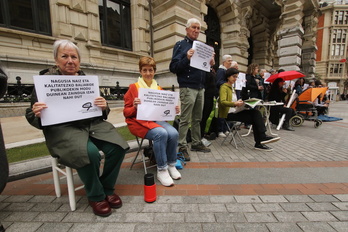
[169,36,206,89]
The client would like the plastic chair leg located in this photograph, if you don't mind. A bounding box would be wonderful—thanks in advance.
[51,158,61,197]
[65,166,76,211]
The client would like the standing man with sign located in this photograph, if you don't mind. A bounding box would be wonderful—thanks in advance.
[25,40,129,217]
[169,18,215,161]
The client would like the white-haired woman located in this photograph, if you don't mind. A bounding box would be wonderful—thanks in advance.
[26,39,129,217]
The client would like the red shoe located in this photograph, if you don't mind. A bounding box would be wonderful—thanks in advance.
[105,193,122,208]
[88,200,111,217]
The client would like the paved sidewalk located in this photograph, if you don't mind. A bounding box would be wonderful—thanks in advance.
[1,101,348,231]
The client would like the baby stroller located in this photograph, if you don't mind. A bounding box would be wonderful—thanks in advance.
[290,87,328,128]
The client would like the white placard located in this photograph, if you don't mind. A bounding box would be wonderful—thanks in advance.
[235,72,246,90]
[263,72,271,84]
[33,75,102,126]
[190,41,214,72]
[136,88,179,121]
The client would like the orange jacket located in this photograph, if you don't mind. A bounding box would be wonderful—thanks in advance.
[123,83,163,138]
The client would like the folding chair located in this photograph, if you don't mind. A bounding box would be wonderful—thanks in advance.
[221,120,245,149]
[129,137,156,174]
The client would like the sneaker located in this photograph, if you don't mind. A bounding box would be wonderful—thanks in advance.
[191,144,211,153]
[218,132,227,138]
[260,136,280,144]
[168,166,181,180]
[254,144,273,151]
[157,169,174,187]
[201,138,212,147]
[179,147,190,161]
[224,131,230,135]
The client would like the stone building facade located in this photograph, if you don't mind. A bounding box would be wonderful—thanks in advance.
[316,0,348,96]
[0,0,319,94]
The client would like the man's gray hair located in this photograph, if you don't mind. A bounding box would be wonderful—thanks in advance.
[186,18,201,28]
[231,61,238,68]
[53,39,81,61]
[222,55,232,62]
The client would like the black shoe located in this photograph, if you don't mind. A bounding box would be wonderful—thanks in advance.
[282,122,295,131]
[254,144,273,151]
[191,143,211,153]
[179,147,190,161]
[261,136,280,144]
[283,126,295,131]
[208,132,217,140]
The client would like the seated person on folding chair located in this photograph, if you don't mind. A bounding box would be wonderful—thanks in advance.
[314,93,329,115]
[25,39,129,217]
[123,56,181,187]
[218,68,280,151]
[268,78,296,131]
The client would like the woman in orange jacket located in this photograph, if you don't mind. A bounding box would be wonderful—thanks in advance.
[123,56,181,187]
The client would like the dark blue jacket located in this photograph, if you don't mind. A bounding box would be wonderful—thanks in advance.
[169,36,206,89]
[216,66,227,90]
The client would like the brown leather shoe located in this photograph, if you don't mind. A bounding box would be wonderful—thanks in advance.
[105,193,122,208]
[88,200,111,217]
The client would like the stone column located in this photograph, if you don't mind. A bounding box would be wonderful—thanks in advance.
[301,13,319,78]
[213,1,249,70]
[277,0,305,71]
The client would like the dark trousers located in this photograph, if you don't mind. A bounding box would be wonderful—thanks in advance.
[316,106,327,115]
[77,138,125,202]
[270,106,295,125]
[226,109,266,145]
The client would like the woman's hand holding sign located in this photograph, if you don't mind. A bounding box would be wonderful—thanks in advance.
[133,97,141,109]
[175,105,180,115]
[32,102,47,118]
[94,96,107,111]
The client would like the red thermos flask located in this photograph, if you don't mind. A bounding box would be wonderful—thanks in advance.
[144,173,156,203]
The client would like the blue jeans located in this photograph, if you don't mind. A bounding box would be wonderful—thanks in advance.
[145,121,179,170]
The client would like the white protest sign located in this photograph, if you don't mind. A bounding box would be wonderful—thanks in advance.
[136,88,179,121]
[190,40,214,72]
[235,72,246,90]
[33,75,102,126]
[263,72,271,84]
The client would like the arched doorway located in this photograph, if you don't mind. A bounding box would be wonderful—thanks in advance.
[204,5,221,67]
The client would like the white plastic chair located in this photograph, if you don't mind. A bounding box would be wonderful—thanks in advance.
[51,157,83,211]
[51,151,104,211]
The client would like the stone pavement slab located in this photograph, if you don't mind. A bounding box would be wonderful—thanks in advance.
[0,100,348,231]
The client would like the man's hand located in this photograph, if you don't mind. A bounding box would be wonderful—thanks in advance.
[187,48,195,60]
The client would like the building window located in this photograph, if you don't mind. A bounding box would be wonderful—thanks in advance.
[334,10,348,24]
[0,0,51,35]
[329,63,343,75]
[99,0,132,50]
[331,29,347,58]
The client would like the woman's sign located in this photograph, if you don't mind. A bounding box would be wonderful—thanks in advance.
[33,75,102,126]
[136,88,179,121]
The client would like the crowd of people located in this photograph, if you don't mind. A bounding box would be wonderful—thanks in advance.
[23,17,331,217]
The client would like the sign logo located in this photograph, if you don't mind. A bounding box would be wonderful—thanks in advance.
[163,110,170,116]
[82,102,92,111]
